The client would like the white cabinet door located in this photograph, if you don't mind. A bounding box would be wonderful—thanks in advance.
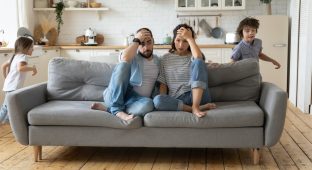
[24,49,60,86]
[221,48,233,63]
[24,56,41,86]
[198,0,221,9]
[176,0,197,11]
[61,49,92,61]
[201,48,222,63]
[175,0,243,11]
[42,49,60,81]
[0,52,13,103]
[221,0,245,10]
[92,49,120,64]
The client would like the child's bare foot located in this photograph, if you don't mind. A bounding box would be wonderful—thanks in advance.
[200,103,216,111]
[192,107,206,117]
[116,112,134,121]
[91,102,107,111]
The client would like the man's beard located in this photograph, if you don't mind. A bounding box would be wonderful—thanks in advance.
[139,50,153,59]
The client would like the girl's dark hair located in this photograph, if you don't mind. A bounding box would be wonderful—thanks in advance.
[236,17,260,38]
[8,37,33,73]
[169,24,195,53]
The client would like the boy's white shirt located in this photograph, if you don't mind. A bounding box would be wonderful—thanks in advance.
[3,54,28,92]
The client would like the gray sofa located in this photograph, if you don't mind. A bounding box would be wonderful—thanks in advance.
[7,57,287,164]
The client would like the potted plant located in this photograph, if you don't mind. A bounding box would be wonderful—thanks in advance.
[55,1,65,34]
[260,0,272,15]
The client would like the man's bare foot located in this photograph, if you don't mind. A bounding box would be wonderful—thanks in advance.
[192,107,206,118]
[91,102,107,111]
[116,112,134,121]
[200,103,216,111]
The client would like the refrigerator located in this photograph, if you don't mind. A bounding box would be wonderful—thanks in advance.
[254,15,289,91]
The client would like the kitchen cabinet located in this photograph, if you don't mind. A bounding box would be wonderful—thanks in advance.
[0,51,13,103]
[175,0,244,11]
[24,49,60,86]
[221,48,233,63]
[92,49,120,64]
[201,48,222,63]
[61,49,92,61]
[221,0,245,10]
[201,48,233,63]
[61,49,120,64]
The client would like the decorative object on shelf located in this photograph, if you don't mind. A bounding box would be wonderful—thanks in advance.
[46,28,58,45]
[75,33,104,45]
[38,14,57,45]
[66,0,78,8]
[260,0,272,15]
[90,2,102,8]
[55,1,65,34]
[0,29,8,47]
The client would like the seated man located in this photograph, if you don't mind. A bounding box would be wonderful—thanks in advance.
[91,28,160,121]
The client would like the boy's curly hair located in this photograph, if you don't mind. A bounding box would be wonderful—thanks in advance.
[236,17,260,38]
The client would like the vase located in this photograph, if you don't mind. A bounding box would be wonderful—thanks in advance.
[264,3,272,15]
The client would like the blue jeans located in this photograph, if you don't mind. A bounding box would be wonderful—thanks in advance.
[0,93,10,124]
[103,62,154,116]
[153,59,211,111]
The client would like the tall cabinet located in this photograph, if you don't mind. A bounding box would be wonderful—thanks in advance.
[175,0,245,11]
[255,15,288,92]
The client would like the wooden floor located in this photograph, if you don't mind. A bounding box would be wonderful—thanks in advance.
[0,103,312,170]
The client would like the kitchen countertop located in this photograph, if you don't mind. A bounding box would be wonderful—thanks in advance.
[1,44,235,52]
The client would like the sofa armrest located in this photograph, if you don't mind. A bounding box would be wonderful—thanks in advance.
[259,82,287,147]
[7,83,47,145]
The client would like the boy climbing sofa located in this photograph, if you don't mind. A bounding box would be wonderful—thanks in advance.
[7,57,287,164]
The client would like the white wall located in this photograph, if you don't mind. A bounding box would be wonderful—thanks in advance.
[33,0,288,45]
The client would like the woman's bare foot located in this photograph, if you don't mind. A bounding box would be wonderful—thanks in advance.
[91,102,107,111]
[116,112,134,121]
[200,103,216,111]
[192,107,206,117]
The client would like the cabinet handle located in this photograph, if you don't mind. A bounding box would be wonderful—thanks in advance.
[273,44,287,47]
[76,49,80,52]
[44,50,48,53]
[4,53,9,57]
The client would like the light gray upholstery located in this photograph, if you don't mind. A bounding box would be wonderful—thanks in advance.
[28,101,142,129]
[29,126,263,148]
[144,101,263,128]
[7,57,287,150]
[47,57,115,101]
[208,59,261,102]
[260,82,287,146]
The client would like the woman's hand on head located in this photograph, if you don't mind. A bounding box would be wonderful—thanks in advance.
[177,27,193,41]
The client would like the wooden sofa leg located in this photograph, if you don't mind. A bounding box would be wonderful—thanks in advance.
[251,148,260,164]
[33,146,42,162]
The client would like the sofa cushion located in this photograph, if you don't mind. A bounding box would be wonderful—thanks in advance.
[207,59,261,102]
[28,101,142,129]
[47,57,115,101]
[144,101,263,128]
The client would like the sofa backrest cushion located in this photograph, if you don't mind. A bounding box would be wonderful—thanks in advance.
[207,59,261,102]
[47,57,115,101]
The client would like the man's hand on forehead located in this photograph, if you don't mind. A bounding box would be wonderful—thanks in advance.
[135,30,152,44]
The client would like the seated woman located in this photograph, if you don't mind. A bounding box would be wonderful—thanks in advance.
[153,24,216,117]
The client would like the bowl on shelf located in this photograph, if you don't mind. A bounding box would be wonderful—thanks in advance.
[90,2,102,8]
[67,0,78,8]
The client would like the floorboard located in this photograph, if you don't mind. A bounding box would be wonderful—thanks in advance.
[0,104,311,169]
